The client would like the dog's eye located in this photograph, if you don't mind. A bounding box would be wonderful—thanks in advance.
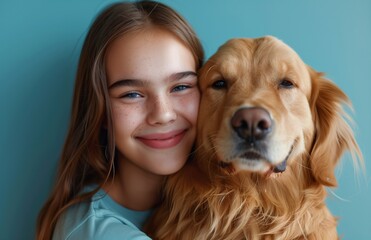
[212,80,227,90]
[279,79,295,89]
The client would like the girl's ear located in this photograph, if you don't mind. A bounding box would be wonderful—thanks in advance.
[308,67,362,187]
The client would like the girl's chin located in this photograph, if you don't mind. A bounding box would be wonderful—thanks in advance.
[148,157,188,176]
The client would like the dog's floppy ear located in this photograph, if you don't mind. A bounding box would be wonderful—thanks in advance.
[308,66,361,187]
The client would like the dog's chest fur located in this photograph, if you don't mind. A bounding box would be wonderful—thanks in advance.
[148,159,337,240]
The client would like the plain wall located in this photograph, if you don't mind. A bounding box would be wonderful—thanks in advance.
[1,0,370,239]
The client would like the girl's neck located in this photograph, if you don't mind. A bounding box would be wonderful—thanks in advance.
[104,159,165,211]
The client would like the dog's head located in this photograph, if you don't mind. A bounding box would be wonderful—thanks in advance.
[196,36,361,187]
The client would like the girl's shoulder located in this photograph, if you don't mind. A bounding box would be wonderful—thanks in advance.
[53,188,153,240]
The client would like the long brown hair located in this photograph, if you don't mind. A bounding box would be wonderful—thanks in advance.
[36,1,204,239]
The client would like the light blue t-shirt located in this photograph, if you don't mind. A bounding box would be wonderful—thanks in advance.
[53,188,152,240]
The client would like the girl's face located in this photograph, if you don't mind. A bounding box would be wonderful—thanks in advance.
[106,28,199,176]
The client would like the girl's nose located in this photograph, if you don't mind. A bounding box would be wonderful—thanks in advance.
[147,95,177,125]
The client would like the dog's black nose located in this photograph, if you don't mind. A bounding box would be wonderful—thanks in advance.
[231,107,272,142]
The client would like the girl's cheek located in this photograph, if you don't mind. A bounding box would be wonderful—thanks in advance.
[112,103,142,124]
[178,91,200,124]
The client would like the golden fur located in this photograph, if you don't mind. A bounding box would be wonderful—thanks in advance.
[145,36,363,240]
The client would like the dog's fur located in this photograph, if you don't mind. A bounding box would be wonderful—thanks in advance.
[145,36,363,240]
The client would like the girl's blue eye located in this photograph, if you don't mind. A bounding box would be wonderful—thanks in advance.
[121,92,142,98]
[172,85,190,92]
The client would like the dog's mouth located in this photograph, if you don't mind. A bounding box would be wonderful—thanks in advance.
[272,159,287,173]
[241,151,288,173]
[241,151,263,160]
[222,144,294,176]
[272,145,294,173]
[265,144,294,177]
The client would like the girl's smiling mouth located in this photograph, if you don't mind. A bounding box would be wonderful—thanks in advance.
[136,129,187,149]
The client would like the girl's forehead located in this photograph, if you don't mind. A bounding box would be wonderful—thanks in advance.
[108,27,177,51]
[105,27,196,87]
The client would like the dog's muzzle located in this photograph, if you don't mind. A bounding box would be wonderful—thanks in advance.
[230,107,288,173]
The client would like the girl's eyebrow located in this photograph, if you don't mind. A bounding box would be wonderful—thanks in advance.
[170,71,197,81]
[108,79,145,89]
[108,71,197,90]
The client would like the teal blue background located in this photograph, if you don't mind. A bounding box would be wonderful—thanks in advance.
[1,0,370,239]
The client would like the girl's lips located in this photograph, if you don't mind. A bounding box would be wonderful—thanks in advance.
[136,129,187,149]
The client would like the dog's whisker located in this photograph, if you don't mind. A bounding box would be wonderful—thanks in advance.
[327,188,350,202]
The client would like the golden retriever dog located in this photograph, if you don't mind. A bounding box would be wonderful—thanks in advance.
[145,36,363,240]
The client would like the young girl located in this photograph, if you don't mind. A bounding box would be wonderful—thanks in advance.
[36,1,204,239]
